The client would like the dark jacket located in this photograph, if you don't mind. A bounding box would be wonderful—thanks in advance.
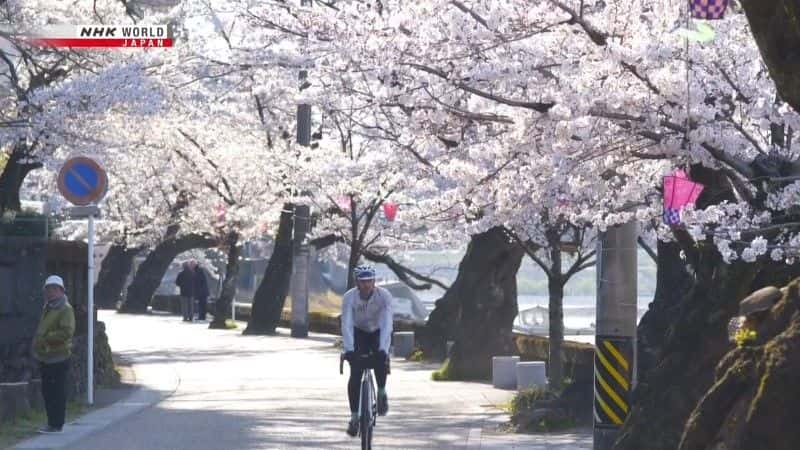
[193,267,210,300]
[176,268,194,297]
[176,267,209,299]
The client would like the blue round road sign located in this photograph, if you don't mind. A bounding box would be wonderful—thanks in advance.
[57,157,108,206]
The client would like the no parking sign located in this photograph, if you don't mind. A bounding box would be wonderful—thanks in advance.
[57,157,107,206]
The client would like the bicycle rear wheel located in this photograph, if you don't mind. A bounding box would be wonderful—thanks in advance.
[360,380,372,450]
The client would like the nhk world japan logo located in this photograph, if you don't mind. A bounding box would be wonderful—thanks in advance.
[28,25,173,48]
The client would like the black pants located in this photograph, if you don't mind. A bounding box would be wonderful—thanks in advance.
[40,359,70,429]
[197,297,207,320]
[347,328,387,413]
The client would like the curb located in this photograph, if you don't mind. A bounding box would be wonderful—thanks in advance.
[12,360,180,449]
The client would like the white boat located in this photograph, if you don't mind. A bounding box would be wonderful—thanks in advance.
[513,305,596,336]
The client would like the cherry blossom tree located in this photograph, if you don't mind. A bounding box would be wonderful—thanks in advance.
[8,0,800,442]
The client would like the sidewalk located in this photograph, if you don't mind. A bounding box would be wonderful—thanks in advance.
[11,357,178,449]
[10,311,591,449]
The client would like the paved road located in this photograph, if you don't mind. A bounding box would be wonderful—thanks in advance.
[14,311,591,449]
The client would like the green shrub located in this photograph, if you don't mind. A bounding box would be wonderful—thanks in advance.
[509,387,578,432]
[408,348,424,362]
[527,415,576,433]
[431,358,454,381]
[509,386,555,416]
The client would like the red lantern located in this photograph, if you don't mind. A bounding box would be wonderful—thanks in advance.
[383,202,398,221]
[663,169,704,225]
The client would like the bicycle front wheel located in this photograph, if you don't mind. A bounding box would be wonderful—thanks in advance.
[360,380,373,450]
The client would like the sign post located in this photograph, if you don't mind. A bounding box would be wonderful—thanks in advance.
[58,157,107,406]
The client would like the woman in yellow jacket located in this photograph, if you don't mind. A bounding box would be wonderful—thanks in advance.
[31,275,75,434]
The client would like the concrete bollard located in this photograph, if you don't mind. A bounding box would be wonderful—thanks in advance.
[492,356,520,389]
[0,381,31,422]
[393,332,415,358]
[517,361,548,390]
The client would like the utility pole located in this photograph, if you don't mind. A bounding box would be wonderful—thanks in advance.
[290,201,310,338]
[594,221,638,449]
[291,9,312,336]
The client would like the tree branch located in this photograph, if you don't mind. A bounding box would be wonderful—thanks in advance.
[564,250,596,280]
[450,0,490,30]
[509,232,553,278]
[637,237,657,263]
[362,249,450,290]
[715,63,751,104]
[309,234,341,249]
[621,61,662,97]
[589,107,757,179]
[403,62,555,112]
[547,0,608,45]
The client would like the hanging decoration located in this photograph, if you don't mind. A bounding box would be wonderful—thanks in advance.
[215,203,227,225]
[383,202,398,222]
[663,169,704,225]
[689,0,729,20]
[677,21,716,43]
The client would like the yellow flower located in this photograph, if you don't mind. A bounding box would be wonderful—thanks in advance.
[734,328,757,347]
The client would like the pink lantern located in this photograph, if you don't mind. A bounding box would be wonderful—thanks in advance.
[383,202,398,221]
[663,169,704,225]
[215,204,227,224]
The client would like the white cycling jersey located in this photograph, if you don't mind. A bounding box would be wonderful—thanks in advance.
[341,286,393,353]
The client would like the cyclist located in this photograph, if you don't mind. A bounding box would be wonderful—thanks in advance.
[342,265,393,437]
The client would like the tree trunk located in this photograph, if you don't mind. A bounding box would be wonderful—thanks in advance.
[0,152,41,215]
[548,275,565,390]
[119,233,217,314]
[613,165,791,449]
[740,1,800,114]
[419,227,524,379]
[678,277,800,450]
[210,232,240,329]
[636,241,693,378]
[347,240,361,291]
[243,204,294,335]
[546,229,565,390]
[614,246,763,450]
[346,209,361,290]
[94,244,140,309]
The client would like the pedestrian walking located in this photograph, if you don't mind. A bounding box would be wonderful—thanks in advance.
[194,263,210,321]
[176,261,196,322]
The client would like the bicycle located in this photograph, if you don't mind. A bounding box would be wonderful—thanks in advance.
[340,351,390,450]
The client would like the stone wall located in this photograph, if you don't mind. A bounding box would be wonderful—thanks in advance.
[0,238,49,382]
[0,238,113,396]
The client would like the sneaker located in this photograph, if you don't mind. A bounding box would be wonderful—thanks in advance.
[38,425,62,434]
[346,419,359,437]
[377,392,388,416]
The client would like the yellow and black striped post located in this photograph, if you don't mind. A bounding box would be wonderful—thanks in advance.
[594,337,633,427]
[594,222,638,449]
